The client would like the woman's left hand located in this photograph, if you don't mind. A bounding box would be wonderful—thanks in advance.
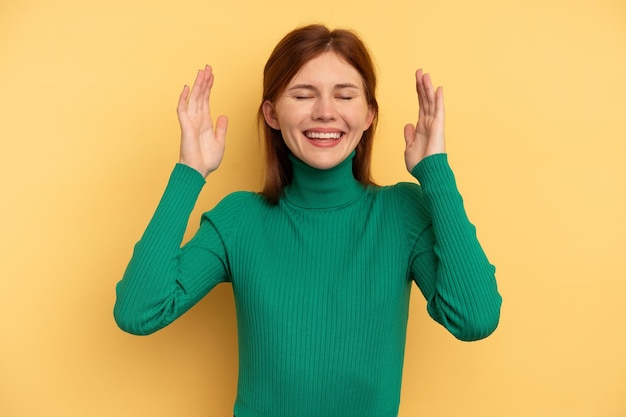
[403,69,446,172]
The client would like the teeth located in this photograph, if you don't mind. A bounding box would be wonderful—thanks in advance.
[306,132,342,139]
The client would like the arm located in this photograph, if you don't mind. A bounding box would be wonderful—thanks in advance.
[409,155,501,341]
[114,165,230,335]
[114,66,230,335]
[404,70,501,341]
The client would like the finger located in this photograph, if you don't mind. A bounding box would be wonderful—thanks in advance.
[403,123,415,146]
[435,86,445,120]
[188,69,205,113]
[215,115,229,141]
[198,65,213,111]
[177,85,190,115]
[422,73,437,115]
[205,65,214,90]
[416,69,429,116]
[415,69,425,121]
[201,67,215,115]
[197,67,210,114]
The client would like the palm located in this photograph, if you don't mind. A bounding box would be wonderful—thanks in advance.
[177,65,228,178]
[403,70,445,172]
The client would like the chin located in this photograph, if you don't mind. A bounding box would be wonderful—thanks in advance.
[303,155,346,170]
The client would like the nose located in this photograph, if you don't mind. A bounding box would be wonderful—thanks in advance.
[312,96,336,121]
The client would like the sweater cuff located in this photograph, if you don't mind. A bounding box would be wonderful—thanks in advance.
[410,153,457,191]
[170,163,206,192]
[155,164,206,215]
[134,164,206,252]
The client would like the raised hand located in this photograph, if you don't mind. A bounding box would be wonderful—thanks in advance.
[177,65,228,178]
[403,69,445,172]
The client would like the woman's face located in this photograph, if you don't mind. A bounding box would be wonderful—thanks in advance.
[263,51,375,170]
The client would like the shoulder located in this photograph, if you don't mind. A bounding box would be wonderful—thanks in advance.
[364,182,431,228]
[370,182,432,242]
[205,191,268,219]
[216,190,266,207]
[374,182,428,215]
[198,191,268,242]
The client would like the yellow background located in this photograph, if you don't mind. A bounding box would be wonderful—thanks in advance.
[1,0,625,416]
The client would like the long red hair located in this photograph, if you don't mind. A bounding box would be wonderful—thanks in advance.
[258,24,379,204]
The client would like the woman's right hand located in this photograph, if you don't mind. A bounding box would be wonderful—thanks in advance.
[177,65,228,178]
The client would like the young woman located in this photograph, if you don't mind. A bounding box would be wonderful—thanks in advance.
[114,24,501,417]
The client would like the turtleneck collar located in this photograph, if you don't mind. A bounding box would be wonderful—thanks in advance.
[283,152,366,209]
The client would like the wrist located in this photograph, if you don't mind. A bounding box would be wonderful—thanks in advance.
[177,159,211,178]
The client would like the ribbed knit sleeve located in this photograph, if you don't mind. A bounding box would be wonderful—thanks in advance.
[114,164,230,335]
[408,154,501,341]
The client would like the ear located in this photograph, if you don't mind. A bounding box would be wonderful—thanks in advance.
[262,100,281,130]
[364,105,376,130]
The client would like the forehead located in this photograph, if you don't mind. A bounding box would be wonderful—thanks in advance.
[288,51,364,87]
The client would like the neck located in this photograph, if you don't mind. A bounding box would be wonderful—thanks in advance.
[284,152,365,209]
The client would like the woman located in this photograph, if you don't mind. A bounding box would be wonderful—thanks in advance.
[115,24,501,417]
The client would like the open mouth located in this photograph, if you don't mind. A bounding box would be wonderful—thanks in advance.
[304,131,344,142]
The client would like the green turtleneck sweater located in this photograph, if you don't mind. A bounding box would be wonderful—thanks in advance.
[114,153,501,417]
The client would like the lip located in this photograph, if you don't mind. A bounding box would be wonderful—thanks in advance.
[304,127,344,133]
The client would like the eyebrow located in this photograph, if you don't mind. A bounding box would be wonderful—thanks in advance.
[288,83,361,91]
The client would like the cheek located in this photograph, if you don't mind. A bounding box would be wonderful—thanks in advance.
[348,109,374,130]
[345,101,372,123]
[276,112,301,132]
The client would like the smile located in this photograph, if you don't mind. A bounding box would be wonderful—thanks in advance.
[304,131,343,140]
